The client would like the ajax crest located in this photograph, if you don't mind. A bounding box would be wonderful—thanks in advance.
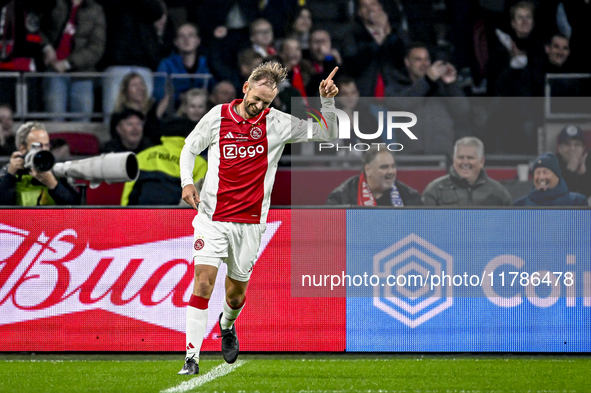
[194,237,205,251]
[250,127,263,139]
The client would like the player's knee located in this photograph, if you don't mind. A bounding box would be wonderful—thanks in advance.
[226,295,245,309]
[194,280,214,297]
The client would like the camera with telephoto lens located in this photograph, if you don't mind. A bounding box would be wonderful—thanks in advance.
[22,142,55,172]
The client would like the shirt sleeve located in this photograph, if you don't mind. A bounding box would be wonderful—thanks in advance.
[192,155,208,183]
[287,97,338,143]
[180,108,217,188]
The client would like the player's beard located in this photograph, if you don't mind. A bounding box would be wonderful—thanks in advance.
[244,102,261,117]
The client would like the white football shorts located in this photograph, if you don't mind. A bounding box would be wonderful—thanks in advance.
[191,212,267,281]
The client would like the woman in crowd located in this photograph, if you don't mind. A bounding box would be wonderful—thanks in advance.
[112,72,168,145]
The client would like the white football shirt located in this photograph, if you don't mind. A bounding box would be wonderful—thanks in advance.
[180,97,337,224]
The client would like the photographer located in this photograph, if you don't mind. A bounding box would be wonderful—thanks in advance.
[0,122,80,206]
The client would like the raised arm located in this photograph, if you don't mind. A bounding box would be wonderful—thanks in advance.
[319,67,339,99]
[289,67,340,143]
[315,67,340,141]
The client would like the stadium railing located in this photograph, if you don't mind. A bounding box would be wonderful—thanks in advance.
[544,73,591,121]
[280,154,449,168]
[0,71,213,121]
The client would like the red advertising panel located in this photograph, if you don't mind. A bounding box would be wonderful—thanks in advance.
[0,209,346,351]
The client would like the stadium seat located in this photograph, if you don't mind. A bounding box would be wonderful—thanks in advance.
[49,132,101,156]
[84,182,125,206]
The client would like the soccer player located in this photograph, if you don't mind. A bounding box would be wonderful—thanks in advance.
[177,61,339,375]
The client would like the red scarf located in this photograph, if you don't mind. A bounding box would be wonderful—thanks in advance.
[357,172,377,206]
[374,72,385,98]
[0,2,38,71]
[56,4,79,60]
[291,64,307,98]
[357,173,404,206]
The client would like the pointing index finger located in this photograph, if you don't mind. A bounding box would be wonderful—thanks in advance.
[325,66,339,83]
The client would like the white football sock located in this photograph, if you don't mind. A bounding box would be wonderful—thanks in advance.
[186,296,209,362]
[220,298,245,330]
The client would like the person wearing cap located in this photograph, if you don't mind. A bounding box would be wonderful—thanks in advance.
[101,108,153,154]
[514,152,588,206]
[556,125,591,198]
[422,137,513,206]
[120,113,207,206]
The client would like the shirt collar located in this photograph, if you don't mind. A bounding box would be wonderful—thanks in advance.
[227,99,269,125]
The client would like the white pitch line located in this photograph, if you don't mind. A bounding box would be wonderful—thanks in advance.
[161,360,246,393]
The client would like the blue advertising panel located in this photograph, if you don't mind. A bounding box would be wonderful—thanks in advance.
[346,209,591,352]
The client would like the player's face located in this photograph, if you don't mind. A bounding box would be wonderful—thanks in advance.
[365,151,396,193]
[453,144,483,184]
[242,81,276,118]
[533,167,559,191]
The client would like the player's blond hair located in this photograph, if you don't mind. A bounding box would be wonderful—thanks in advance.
[247,61,288,90]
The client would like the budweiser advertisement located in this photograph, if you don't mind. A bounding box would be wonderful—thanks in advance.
[0,209,346,352]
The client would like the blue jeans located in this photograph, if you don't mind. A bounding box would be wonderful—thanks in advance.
[43,76,94,122]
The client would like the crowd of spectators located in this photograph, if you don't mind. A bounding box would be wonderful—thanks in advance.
[0,0,589,206]
[328,134,589,207]
[1,1,589,103]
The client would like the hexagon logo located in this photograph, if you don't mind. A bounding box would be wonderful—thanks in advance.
[373,233,453,328]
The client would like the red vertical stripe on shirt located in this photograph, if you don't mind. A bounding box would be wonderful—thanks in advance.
[213,103,269,223]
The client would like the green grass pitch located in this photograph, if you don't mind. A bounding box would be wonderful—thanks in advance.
[1,353,590,393]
